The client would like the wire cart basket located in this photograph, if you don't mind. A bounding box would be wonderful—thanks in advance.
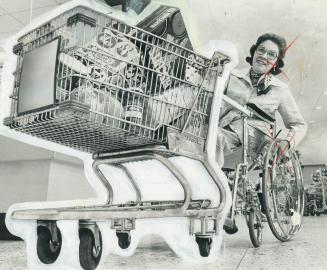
[4,5,232,268]
[5,6,228,154]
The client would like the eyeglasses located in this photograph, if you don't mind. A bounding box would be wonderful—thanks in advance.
[255,46,278,60]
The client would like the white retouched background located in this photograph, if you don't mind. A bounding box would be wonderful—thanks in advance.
[0,0,325,210]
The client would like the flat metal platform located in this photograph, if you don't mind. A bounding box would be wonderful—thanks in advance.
[11,199,217,221]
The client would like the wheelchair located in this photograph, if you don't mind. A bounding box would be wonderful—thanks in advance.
[222,96,305,247]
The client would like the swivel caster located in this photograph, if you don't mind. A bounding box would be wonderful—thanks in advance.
[116,231,131,249]
[223,218,238,234]
[195,236,212,257]
[79,227,102,270]
[36,222,62,264]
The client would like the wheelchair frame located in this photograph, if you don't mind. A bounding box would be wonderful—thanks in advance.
[222,95,305,247]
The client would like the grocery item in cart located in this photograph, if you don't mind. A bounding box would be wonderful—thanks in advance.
[91,27,141,74]
[144,46,174,91]
[144,85,198,128]
[123,87,144,125]
[69,81,125,126]
[58,53,89,75]
[185,53,217,91]
[58,26,141,89]
[136,5,191,49]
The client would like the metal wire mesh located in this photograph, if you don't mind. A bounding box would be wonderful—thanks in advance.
[5,6,228,153]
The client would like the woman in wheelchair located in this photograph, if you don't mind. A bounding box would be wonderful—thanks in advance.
[218,33,306,166]
[219,33,307,241]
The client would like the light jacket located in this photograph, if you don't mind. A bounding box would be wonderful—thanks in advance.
[219,68,307,148]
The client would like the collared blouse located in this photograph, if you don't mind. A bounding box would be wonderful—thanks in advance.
[220,68,307,148]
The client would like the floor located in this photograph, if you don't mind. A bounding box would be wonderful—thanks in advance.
[0,216,326,270]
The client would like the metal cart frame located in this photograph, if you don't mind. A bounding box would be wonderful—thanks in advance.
[3,5,235,267]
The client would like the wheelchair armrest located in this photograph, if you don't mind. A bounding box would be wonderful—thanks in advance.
[246,103,275,123]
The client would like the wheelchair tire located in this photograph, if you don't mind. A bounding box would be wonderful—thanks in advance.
[262,140,305,242]
[248,209,263,248]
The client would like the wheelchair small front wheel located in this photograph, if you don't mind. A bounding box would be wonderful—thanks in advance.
[248,209,263,248]
[262,140,305,242]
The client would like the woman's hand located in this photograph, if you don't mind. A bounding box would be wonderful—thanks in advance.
[277,139,290,156]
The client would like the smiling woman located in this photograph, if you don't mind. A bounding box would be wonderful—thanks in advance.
[217,33,307,237]
[252,40,279,74]
[247,33,287,76]
[216,33,307,167]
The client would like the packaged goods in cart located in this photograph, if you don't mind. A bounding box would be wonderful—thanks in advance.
[143,46,175,92]
[144,85,197,128]
[57,26,141,89]
[69,81,125,126]
[5,6,228,153]
[185,53,217,91]
[123,87,144,125]
[91,27,141,74]
[57,17,216,113]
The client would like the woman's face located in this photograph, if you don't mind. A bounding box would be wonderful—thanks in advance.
[252,40,279,74]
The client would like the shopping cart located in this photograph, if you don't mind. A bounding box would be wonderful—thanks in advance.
[3,5,233,269]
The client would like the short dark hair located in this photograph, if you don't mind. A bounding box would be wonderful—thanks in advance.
[259,172,263,177]
[246,33,287,75]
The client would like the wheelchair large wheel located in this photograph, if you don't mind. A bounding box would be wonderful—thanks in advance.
[262,140,305,242]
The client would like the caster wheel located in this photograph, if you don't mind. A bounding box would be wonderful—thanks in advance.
[248,210,263,248]
[79,229,102,270]
[37,226,62,264]
[223,219,238,235]
[195,237,212,257]
[116,232,131,249]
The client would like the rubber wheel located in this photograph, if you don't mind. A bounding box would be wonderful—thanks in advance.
[248,210,263,248]
[36,226,62,264]
[116,232,131,249]
[310,212,315,216]
[316,213,321,216]
[79,229,102,270]
[223,219,238,235]
[195,237,212,257]
[262,140,305,242]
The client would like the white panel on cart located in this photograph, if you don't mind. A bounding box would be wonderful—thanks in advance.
[18,38,59,114]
